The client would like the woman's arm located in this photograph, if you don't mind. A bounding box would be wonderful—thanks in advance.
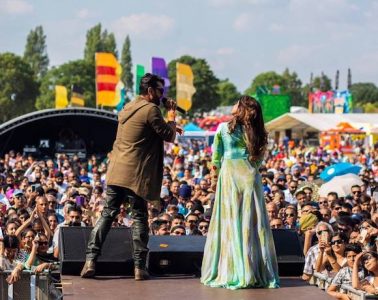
[352,252,364,289]
[24,237,38,269]
[37,210,53,240]
[15,207,37,238]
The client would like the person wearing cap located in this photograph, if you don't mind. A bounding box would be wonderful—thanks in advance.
[177,184,192,216]
[81,73,181,280]
[11,190,26,210]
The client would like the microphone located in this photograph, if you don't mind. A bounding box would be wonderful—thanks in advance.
[161,97,186,114]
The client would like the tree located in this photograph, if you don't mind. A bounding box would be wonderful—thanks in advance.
[0,52,39,122]
[23,25,49,79]
[217,79,241,106]
[102,30,118,58]
[281,68,305,107]
[121,35,133,93]
[84,24,118,65]
[244,71,286,95]
[84,24,102,64]
[36,59,95,109]
[311,73,332,92]
[349,83,378,106]
[168,55,220,112]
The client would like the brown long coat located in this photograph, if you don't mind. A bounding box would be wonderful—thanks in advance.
[106,96,176,200]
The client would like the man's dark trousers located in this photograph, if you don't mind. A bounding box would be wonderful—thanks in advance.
[86,185,149,269]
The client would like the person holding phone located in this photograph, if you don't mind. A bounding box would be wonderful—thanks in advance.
[81,73,181,280]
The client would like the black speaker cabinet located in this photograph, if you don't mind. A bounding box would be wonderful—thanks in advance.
[147,235,206,276]
[272,229,305,276]
[59,226,134,275]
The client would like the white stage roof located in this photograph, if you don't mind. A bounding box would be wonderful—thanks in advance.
[266,113,378,132]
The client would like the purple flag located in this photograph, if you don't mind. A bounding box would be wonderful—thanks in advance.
[151,57,170,94]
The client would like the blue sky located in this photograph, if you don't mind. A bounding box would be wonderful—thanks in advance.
[0,0,377,92]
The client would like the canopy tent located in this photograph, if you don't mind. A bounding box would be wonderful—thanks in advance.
[266,113,378,132]
[183,122,204,132]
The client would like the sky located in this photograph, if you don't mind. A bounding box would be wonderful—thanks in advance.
[0,0,378,92]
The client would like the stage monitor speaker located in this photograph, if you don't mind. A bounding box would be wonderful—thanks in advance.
[147,235,206,276]
[59,227,134,275]
[272,229,305,276]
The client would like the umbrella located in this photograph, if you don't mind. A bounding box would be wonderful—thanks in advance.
[320,162,361,182]
[319,174,363,197]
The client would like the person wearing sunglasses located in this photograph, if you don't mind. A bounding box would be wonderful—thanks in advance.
[353,251,378,295]
[315,232,348,275]
[351,185,362,205]
[283,207,298,229]
[327,243,363,299]
[357,220,378,251]
[302,222,334,281]
[81,73,182,280]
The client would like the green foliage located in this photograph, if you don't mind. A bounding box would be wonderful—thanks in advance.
[217,79,241,106]
[244,71,286,95]
[36,59,95,109]
[167,55,220,112]
[121,35,133,93]
[363,102,378,113]
[245,69,306,107]
[84,23,118,65]
[311,74,332,92]
[0,52,39,122]
[23,25,49,79]
[349,82,378,106]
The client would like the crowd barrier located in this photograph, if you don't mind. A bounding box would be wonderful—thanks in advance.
[312,272,378,300]
[0,270,62,300]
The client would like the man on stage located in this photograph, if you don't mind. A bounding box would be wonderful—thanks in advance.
[81,73,179,280]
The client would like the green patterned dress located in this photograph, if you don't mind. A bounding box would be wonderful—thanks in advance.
[201,122,280,290]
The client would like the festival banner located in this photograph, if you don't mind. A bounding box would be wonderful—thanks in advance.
[71,85,85,107]
[95,52,122,107]
[176,63,196,112]
[135,64,145,95]
[308,90,352,113]
[55,85,68,109]
[151,57,170,94]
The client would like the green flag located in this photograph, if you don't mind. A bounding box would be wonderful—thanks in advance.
[135,64,145,95]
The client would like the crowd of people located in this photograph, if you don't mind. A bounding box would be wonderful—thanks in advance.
[1,133,378,297]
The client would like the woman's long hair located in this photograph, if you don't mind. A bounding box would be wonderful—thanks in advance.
[228,95,268,161]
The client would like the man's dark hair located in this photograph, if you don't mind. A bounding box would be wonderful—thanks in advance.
[331,199,344,209]
[139,73,164,95]
[327,192,339,199]
[344,243,362,255]
[67,205,82,215]
[172,213,185,221]
[3,235,20,249]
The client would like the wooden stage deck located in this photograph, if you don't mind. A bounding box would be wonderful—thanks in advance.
[61,276,333,300]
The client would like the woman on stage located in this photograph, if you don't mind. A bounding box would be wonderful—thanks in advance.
[201,95,280,290]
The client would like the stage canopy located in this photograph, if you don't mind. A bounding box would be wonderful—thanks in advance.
[266,113,378,133]
[0,108,118,157]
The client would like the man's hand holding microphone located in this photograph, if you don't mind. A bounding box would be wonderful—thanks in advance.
[162,97,184,135]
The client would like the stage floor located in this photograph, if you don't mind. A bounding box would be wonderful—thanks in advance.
[61,276,333,300]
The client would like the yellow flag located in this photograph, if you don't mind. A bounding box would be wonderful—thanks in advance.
[176,63,196,111]
[96,52,122,107]
[55,85,68,109]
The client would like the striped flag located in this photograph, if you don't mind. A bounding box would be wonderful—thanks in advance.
[96,52,122,107]
[55,85,68,109]
[135,64,145,95]
[176,63,196,112]
[71,85,85,107]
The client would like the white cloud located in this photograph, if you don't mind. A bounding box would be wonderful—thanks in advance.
[111,13,174,39]
[216,47,235,55]
[76,8,90,19]
[233,13,251,31]
[0,0,33,15]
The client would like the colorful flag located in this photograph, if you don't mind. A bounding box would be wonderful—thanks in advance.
[152,57,170,94]
[176,63,196,112]
[135,64,145,95]
[71,85,85,107]
[96,52,122,107]
[55,85,68,109]
[115,81,126,111]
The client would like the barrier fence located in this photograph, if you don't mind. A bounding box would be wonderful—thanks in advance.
[0,270,62,300]
[312,272,378,300]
